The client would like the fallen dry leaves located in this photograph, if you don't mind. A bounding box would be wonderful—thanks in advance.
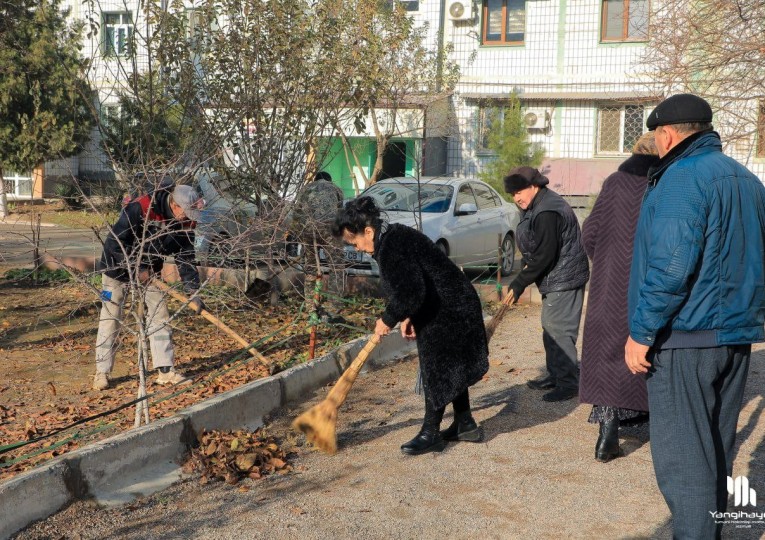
[0,280,381,480]
[183,429,293,485]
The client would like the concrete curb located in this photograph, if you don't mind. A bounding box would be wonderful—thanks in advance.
[0,333,417,539]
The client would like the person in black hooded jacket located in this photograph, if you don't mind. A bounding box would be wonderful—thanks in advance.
[332,196,489,455]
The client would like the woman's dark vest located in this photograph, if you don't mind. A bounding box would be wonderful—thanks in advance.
[516,188,589,294]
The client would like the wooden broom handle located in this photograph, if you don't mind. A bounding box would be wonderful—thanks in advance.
[151,279,269,364]
[325,334,381,408]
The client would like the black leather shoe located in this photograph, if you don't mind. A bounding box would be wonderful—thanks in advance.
[542,386,578,402]
[441,416,484,442]
[527,376,556,390]
[595,418,622,462]
[401,428,447,455]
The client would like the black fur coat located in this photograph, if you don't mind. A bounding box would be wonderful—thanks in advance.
[375,224,489,410]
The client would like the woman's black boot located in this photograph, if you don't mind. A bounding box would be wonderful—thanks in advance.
[400,425,446,455]
[440,389,483,442]
[402,399,446,455]
[595,417,621,462]
[441,413,484,442]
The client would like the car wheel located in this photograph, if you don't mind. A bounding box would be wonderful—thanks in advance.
[500,233,515,276]
[436,240,449,257]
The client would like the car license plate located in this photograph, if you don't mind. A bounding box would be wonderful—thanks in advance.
[344,249,363,263]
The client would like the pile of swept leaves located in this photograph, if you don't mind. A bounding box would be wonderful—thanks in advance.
[183,429,293,485]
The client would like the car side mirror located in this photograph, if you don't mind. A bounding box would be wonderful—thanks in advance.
[455,202,478,216]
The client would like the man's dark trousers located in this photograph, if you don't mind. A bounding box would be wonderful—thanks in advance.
[647,345,750,539]
[540,287,583,390]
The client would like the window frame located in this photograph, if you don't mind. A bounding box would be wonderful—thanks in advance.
[102,11,133,57]
[455,183,479,213]
[596,104,646,156]
[482,0,527,46]
[600,0,650,43]
[471,182,501,209]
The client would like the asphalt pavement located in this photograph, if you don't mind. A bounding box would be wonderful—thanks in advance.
[0,219,101,267]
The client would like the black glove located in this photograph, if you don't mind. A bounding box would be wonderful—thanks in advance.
[188,296,205,315]
[510,284,524,304]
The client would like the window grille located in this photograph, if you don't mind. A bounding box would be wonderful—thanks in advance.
[597,104,645,154]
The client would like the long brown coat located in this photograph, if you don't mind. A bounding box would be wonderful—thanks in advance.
[579,154,658,411]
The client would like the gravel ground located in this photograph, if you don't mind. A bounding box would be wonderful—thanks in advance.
[14,303,765,539]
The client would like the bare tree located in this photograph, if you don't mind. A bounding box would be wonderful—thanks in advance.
[641,0,765,158]
[325,1,460,185]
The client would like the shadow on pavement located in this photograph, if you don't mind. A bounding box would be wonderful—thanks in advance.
[471,383,578,444]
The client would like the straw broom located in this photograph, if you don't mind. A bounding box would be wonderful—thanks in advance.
[485,290,516,341]
[292,287,518,455]
[292,334,381,454]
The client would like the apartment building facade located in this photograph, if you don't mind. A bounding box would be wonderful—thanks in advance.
[26,0,762,200]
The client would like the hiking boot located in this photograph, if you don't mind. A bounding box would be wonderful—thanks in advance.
[156,369,191,386]
[93,372,110,391]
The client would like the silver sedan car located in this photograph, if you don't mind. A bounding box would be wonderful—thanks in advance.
[343,177,520,276]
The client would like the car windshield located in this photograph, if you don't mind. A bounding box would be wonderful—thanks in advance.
[363,183,454,213]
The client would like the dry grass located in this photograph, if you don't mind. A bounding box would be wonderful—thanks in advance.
[9,200,117,229]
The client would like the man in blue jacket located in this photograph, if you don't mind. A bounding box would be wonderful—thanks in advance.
[625,94,765,538]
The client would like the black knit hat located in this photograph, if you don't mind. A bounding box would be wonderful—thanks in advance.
[503,166,550,194]
[646,94,713,131]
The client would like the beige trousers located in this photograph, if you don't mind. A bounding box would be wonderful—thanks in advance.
[95,274,174,373]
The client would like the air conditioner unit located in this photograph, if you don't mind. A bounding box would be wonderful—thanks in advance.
[523,108,550,130]
[448,0,472,21]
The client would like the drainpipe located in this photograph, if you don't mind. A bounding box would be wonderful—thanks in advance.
[436,0,446,92]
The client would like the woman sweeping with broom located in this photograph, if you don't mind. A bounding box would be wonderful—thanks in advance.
[331,196,489,455]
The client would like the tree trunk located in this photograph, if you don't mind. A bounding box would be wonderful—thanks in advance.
[0,167,8,220]
[369,108,389,186]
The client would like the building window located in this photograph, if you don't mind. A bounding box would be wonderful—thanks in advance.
[103,12,133,57]
[601,0,649,42]
[100,103,121,128]
[385,0,419,10]
[757,101,765,158]
[477,106,508,153]
[477,107,492,152]
[597,104,645,154]
[483,0,526,45]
